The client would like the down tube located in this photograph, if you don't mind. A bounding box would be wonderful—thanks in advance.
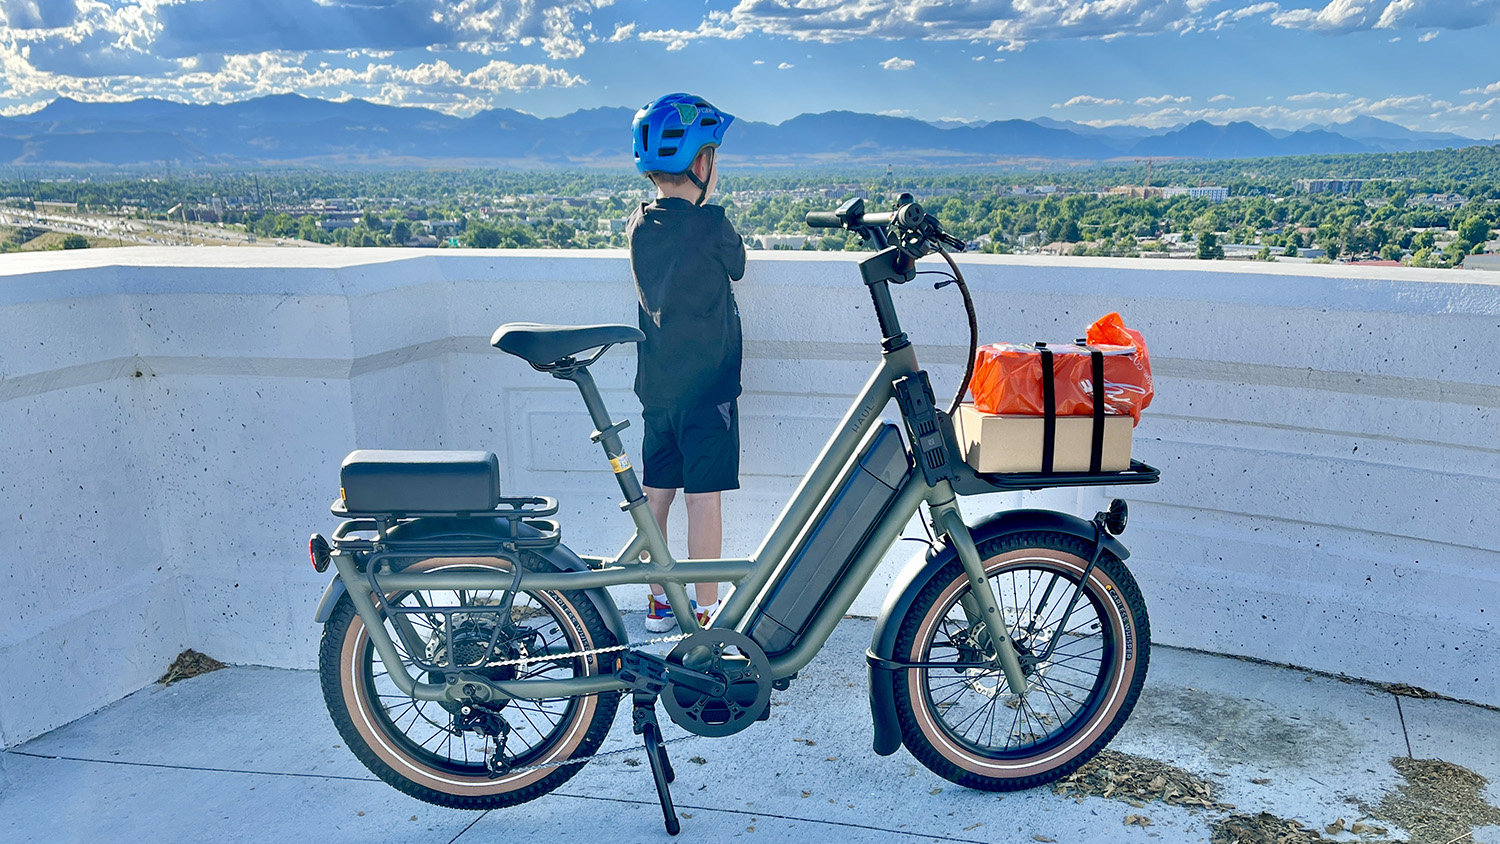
[766,472,929,678]
[720,348,915,629]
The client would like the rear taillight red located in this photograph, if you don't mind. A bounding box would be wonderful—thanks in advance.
[309,534,331,573]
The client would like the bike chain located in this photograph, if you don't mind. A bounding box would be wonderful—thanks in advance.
[476,630,698,777]
[481,630,691,670]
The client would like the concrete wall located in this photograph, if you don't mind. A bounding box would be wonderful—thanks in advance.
[1,248,1496,745]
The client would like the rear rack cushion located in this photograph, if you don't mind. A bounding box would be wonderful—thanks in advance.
[339,450,500,515]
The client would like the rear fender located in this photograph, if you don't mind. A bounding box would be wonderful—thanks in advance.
[312,517,628,648]
[867,509,1128,756]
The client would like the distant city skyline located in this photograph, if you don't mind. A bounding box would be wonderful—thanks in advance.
[1,1,1497,137]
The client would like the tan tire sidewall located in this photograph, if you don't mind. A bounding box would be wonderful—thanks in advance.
[337,558,602,796]
[906,547,1138,779]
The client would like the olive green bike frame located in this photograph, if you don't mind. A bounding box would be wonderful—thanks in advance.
[330,339,1027,706]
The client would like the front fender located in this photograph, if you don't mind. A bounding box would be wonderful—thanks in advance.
[312,517,628,649]
[867,509,1128,756]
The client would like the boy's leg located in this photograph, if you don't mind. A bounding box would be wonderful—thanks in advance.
[640,404,685,632]
[684,492,722,607]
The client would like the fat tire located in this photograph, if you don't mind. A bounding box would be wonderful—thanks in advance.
[891,530,1149,791]
[319,553,621,810]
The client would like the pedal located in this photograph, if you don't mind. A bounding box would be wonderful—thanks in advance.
[615,650,669,697]
[633,695,680,835]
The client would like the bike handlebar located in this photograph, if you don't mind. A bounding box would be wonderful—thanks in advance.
[803,196,960,256]
[804,210,843,228]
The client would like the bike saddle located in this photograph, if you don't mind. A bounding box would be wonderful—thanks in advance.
[491,322,644,367]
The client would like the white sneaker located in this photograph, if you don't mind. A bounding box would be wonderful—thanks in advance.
[645,594,678,633]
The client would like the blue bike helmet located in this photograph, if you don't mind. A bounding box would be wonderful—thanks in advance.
[632,93,734,177]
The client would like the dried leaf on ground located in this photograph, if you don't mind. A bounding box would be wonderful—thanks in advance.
[1033,835,1056,842]
[1377,682,1442,699]
[158,649,226,685]
[1125,814,1153,827]
[1051,750,1232,812]
[1211,812,1322,844]
[1362,757,1500,844]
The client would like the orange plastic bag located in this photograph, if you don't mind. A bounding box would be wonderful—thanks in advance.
[969,313,1154,424]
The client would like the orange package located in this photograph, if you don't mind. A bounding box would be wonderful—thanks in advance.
[969,313,1154,424]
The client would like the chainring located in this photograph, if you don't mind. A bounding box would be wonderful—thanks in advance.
[660,628,772,738]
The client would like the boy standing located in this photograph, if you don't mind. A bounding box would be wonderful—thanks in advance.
[628,93,746,632]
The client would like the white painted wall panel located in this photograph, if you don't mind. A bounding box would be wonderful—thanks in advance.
[1,248,1496,746]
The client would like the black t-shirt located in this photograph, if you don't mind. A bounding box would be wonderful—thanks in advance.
[627,197,747,408]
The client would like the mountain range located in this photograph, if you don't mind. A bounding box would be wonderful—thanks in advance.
[0,95,1485,168]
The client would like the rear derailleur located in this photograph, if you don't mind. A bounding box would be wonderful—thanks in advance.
[456,703,513,777]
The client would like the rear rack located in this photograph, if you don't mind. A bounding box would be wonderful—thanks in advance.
[326,495,566,677]
[328,495,563,554]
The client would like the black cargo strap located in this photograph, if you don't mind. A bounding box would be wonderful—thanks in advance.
[1036,343,1056,473]
[1078,341,1106,474]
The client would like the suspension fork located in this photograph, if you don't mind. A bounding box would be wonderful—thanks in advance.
[926,489,1029,696]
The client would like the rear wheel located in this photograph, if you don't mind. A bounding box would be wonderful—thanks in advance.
[892,531,1149,791]
[319,554,620,809]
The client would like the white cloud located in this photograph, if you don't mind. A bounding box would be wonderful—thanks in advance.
[0,0,611,78]
[1208,93,1234,102]
[1269,0,1500,33]
[0,45,583,116]
[641,1,1226,52]
[1136,94,1190,105]
[1286,90,1350,102]
[1053,95,1125,108]
[1462,81,1500,95]
[608,22,635,42]
[1088,90,1494,137]
[1418,29,1438,40]
[777,61,793,69]
[752,58,764,64]
[1375,0,1500,29]
[881,56,915,70]
[1271,0,1380,32]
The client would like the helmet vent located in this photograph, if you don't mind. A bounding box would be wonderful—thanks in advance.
[699,118,718,126]
[658,146,678,156]
[662,128,685,139]
[640,126,649,152]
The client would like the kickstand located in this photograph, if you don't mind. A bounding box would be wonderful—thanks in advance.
[632,692,679,835]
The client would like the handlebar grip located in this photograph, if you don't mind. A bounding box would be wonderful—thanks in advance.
[805,211,843,228]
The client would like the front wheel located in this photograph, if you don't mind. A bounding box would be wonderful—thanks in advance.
[892,530,1149,791]
[319,553,620,809]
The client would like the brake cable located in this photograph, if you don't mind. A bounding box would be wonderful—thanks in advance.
[932,243,978,416]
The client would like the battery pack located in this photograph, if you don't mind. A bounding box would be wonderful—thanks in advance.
[748,423,911,656]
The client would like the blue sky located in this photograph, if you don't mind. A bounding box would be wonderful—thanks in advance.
[1,0,1497,136]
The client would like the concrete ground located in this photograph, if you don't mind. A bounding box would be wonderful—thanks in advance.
[3,616,1498,844]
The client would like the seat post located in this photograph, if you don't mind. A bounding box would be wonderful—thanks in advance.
[553,366,648,510]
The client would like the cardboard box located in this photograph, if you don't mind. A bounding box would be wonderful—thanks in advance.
[955,404,1132,474]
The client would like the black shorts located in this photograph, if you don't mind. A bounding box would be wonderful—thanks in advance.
[641,399,740,493]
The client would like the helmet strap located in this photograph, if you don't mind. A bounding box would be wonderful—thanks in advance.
[687,148,715,206]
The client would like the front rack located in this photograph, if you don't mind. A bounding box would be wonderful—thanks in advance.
[950,459,1160,495]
